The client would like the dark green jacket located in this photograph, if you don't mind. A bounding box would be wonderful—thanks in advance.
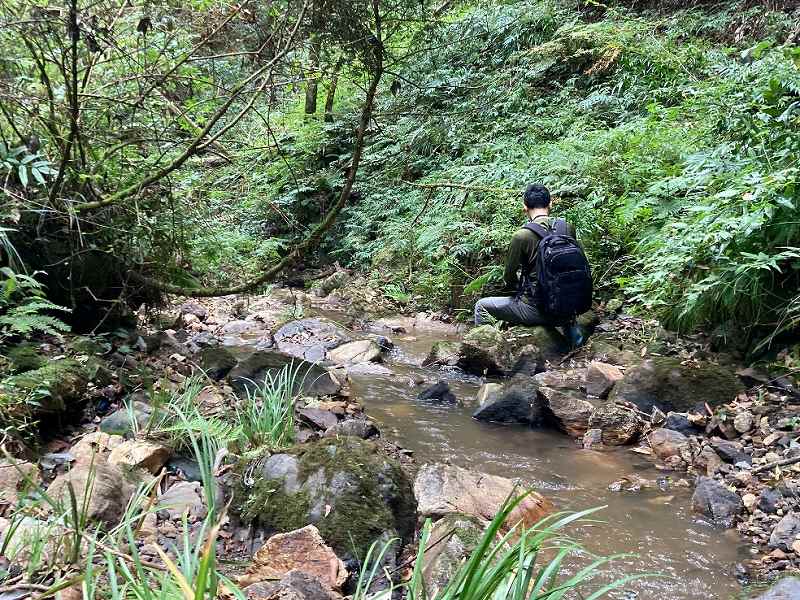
[504,215,577,296]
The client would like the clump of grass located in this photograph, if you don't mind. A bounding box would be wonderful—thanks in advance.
[235,363,303,451]
[357,493,652,600]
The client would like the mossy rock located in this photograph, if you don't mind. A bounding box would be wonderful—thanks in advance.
[237,437,416,560]
[459,325,567,376]
[422,513,483,596]
[609,357,744,413]
[6,343,46,374]
[422,341,463,367]
[67,336,108,356]
[2,359,89,413]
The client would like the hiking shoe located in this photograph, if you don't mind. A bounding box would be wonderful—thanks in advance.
[566,324,585,349]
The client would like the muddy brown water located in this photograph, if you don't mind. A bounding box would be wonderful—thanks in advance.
[343,323,748,599]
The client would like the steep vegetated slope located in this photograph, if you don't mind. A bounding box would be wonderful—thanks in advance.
[182,0,799,353]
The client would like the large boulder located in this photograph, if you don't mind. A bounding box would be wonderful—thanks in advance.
[108,440,171,475]
[608,357,743,413]
[274,319,352,362]
[648,428,690,460]
[691,477,743,528]
[585,362,623,398]
[239,525,347,591]
[472,375,543,425]
[537,386,594,438]
[458,325,567,377]
[237,437,415,559]
[228,350,343,397]
[588,403,641,445]
[414,463,553,528]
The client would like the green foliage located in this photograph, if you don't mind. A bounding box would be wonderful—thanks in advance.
[235,364,300,450]
[149,367,299,454]
[0,267,70,343]
[0,144,57,189]
[358,494,650,599]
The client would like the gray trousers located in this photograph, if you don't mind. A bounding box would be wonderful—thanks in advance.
[474,295,548,326]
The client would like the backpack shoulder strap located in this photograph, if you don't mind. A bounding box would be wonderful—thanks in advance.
[553,218,568,236]
[522,221,551,239]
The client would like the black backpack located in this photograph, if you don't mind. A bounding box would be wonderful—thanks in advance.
[520,218,593,321]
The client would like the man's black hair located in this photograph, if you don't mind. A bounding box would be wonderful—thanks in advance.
[523,183,551,209]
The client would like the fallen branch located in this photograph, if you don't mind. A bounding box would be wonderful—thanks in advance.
[751,455,800,474]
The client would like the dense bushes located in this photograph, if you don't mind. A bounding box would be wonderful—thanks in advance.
[328,1,800,348]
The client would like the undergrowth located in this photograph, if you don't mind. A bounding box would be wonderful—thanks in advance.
[171,0,800,351]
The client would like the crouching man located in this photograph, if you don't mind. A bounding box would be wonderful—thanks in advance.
[474,183,592,348]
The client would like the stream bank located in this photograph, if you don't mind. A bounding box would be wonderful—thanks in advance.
[2,279,800,598]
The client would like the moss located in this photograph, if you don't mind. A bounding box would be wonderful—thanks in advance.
[3,359,88,413]
[6,343,45,374]
[237,437,416,560]
[240,476,312,532]
[67,336,107,356]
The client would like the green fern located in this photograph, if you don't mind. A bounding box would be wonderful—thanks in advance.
[0,267,70,342]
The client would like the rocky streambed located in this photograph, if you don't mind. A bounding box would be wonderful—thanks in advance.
[2,282,800,599]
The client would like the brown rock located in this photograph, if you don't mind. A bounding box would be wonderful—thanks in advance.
[695,446,723,476]
[414,463,553,529]
[538,387,594,437]
[648,428,690,460]
[585,362,623,398]
[70,432,125,467]
[298,408,339,431]
[240,526,347,591]
[0,459,39,503]
[588,403,640,445]
[46,462,136,527]
[108,440,170,475]
[243,570,343,600]
[327,340,381,365]
[743,493,758,512]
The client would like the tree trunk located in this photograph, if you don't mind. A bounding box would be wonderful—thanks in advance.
[324,57,343,123]
[304,36,321,115]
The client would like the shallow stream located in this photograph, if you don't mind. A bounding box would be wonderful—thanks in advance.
[345,321,746,599]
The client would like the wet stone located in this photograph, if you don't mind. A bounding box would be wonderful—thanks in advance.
[691,477,743,528]
[417,381,457,404]
[663,412,700,436]
[324,419,378,439]
[710,438,751,465]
